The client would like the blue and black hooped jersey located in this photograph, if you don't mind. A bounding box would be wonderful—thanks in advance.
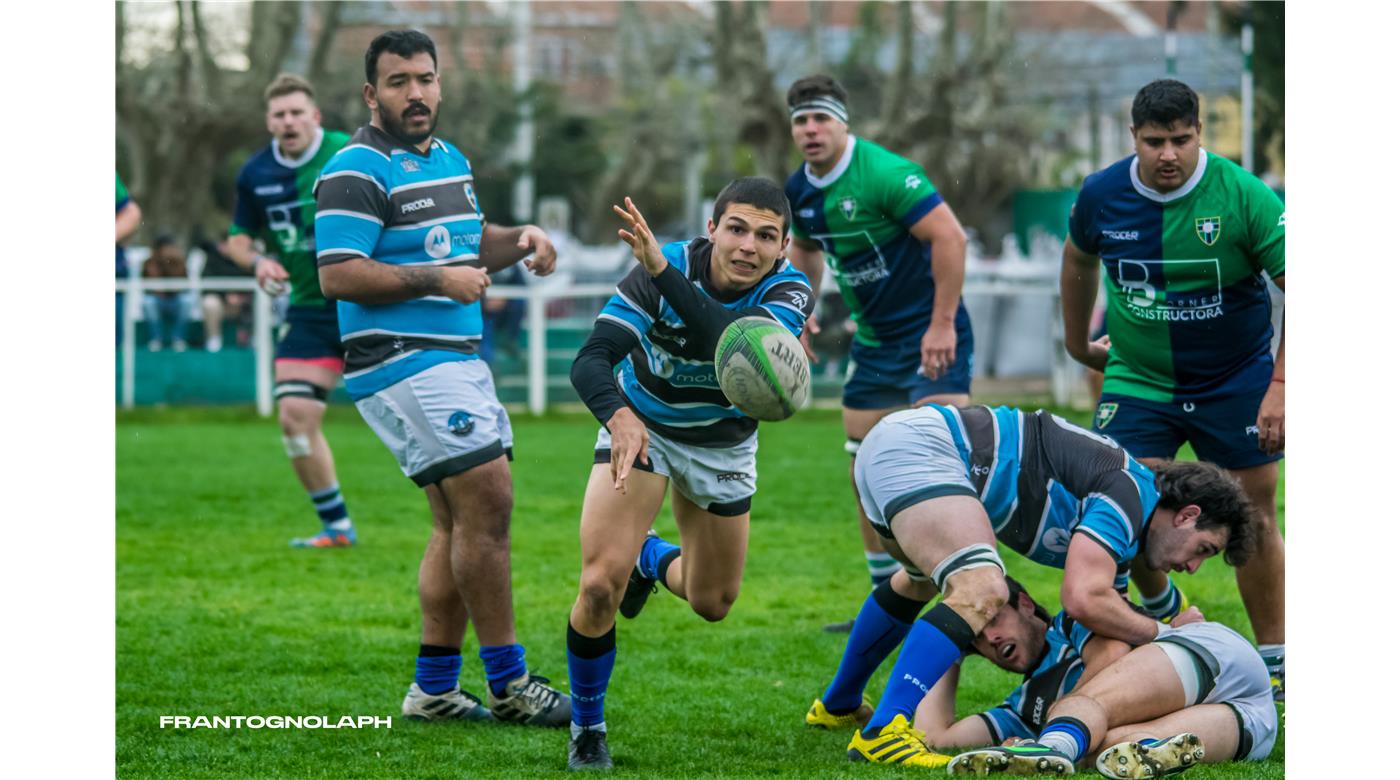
[931,405,1160,590]
[314,125,486,400]
[979,611,1094,741]
[597,238,814,446]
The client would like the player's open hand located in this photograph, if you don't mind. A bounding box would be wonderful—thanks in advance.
[518,225,557,277]
[605,406,650,493]
[920,321,957,381]
[1170,605,1206,628]
[799,316,820,361]
[613,197,667,277]
[440,265,491,304]
[1256,380,1284,454]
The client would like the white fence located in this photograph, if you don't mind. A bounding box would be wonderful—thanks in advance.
[116,240,1081,415]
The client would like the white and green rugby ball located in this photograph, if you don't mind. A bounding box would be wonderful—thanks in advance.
[714,316,811,422]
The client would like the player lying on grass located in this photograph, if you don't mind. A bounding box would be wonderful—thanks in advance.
[804,405,1256,768]
[930,577,1276,776]
[563,178,814,770]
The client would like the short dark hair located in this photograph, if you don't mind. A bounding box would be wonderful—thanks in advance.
[263,73,315,105]
[1004,575,1052,627]
[1131,79,1200,129]
[712,177,792,236]
[786,74,848,110]
[365,29,438,86]
[1153,461,1256,566]
[153,234,178,251]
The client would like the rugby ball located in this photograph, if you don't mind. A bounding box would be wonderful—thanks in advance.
[715,316,810,422]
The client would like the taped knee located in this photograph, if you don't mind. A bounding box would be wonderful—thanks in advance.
[283,434,313,459]
[930,543,1005,593]
[274,380,329,403]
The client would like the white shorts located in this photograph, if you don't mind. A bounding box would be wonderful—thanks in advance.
[354,360,513,487]
[594,426,757,516]
[1155,621,1278,761]
[853,407,977,539]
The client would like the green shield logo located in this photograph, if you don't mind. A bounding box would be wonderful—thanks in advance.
[1095,402,1118,429]
[839,196,858,220]
[1195,216,1222,246]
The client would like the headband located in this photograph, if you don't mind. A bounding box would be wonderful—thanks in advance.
[789,96,849,125]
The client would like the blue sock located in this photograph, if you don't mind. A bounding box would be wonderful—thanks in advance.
[415,644,461,695]
[637,534,680,581]
[864,603,974,735]
[823,582,925,712]
[479,643,527,697]
[1038,717,1091,763]
[566,622,616,728]
[309,484,352,530]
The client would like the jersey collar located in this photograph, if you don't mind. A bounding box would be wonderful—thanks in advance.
[272,128,325,169]
[1129,149,1209,203]
[804,134,857,189]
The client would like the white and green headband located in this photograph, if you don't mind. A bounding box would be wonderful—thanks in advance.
[789,96,849,125]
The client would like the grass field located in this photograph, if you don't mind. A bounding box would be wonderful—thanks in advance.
[116,406,1284,778]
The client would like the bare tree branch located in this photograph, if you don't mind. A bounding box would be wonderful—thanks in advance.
[308,1,345,87]
[190,0,223,98]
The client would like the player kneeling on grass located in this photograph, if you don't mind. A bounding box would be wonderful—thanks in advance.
[563,179,814,771]
[925,577,1276,776]
[804,405,1256,769]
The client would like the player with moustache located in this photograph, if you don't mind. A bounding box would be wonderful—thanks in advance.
[563,179,814,770]
[315,29,568,729]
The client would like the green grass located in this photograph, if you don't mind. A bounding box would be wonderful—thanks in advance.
[117,406,1283,778]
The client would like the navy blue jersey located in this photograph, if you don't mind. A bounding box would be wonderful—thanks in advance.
[933,405,1159,591]
[314,125,486,400]
[598,238,813,446]
[980,611,1094,741]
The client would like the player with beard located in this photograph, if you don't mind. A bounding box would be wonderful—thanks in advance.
[226,74,355,548]
[563,181,814,770]
[315,29,567,728]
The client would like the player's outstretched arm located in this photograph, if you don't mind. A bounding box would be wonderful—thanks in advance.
[912,662,997,751]
[786,239,826,361]
[479,223,557,276]
[1061,536,1162,646]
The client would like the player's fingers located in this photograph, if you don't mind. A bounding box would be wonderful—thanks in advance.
[612,203,633,223]
[799,330,818,361]
[618,229,637,246]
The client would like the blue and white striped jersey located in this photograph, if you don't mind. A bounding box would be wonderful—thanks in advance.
[931,405,1159,590]
[979,611,1094,741]
[314,125,486,400]
[598,238,814,446]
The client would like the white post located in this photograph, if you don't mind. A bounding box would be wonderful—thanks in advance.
[253,289,274,417]
[511,1,535,223]
[122,276,138,410]
[527,288,547,416]
[1241,23,1255,173]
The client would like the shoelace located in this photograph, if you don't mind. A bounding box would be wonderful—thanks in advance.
[576,729,607,758]
[515,675,560,712]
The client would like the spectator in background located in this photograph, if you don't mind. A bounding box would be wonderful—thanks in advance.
[197,235,252,352]
[116,173,142,346]
[142,235,193,352]
[481,263,526,364]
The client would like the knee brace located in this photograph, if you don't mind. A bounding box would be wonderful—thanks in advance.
[274,380,329,403]
[283,434,313,459]
[930,543,1005,593]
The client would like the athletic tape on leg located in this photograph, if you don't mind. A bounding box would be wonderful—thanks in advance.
[274,380,329,402]
[844,437,862,457]
[283,434,313,459]
[930,543,1004,592]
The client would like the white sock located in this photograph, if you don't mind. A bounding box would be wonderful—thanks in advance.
[571,721,606,738]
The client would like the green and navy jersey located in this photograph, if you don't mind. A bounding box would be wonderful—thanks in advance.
[1068,151,1285,402]
[933,405,1158,589]
[785,136,961,345]
[232,129,351,308]
[314,125,486,400]
[979,611,1093,741]
[599,238,814,447]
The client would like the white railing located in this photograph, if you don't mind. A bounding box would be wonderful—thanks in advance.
[116,244,1079,415]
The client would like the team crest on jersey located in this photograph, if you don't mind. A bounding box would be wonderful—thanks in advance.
[1094,402,1118,429]
[399,157,420,173]
[1195,216,1222,246]
[839,196,858,220]
[464,183,480,215]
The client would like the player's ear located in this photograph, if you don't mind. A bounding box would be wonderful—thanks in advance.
[363,83,377,110]
[706,218,717,240]
[1176,504,1202,528]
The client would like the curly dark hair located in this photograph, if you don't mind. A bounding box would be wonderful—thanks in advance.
[1153,461,1257,566]
[1004,575,1052,627]
[786,74,848,110]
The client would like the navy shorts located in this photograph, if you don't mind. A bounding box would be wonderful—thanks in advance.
[843,316,974,410]
[1094,387,1281,470]
[276,305,344,368]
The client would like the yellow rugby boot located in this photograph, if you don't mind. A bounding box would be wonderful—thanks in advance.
[806,697,874,730]
[846,714,951,768]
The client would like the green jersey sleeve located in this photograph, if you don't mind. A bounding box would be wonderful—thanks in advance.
[1243,176,1285,278]
[871,145,942,229]
[116,173,128,206]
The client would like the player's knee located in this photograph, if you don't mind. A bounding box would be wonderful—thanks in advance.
[689,590,738,622]
[943,570,1009,627]
[577,569,626,616]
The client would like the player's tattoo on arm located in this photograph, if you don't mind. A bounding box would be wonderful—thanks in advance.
[390,264,444,298]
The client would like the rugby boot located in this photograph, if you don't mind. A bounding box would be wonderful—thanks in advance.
[400,682,492,722]
[806,696,874,730]
[846,714,952,768]
[488,672,570,727]
[948,742,1075,775]
[1095,733,1204,778]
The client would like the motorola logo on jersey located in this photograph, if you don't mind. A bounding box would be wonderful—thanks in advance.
[425,225,452,259]
[1041,527,1071,554]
